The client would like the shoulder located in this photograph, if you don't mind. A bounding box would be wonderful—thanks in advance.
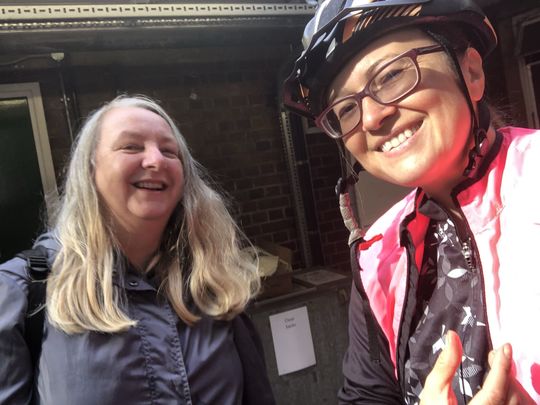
[0,257,31,295]
[495,127,540,211]
[356,190,416,291]
[499,126,540,138]
[0,231,59,294]
[496,127,540,187]
[499,126,540,156]
[32,231,60,265]
[361,190,416,258]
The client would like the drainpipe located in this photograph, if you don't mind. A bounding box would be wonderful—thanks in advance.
[51,52,75,144]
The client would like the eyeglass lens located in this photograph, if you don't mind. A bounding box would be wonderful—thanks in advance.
[321,55,419,137]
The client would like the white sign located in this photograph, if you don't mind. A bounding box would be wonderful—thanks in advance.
[269,306,316,376]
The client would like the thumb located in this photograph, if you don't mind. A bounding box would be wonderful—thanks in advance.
[470,344,513,404]
[426,330,463,388]
[423,330,463,393]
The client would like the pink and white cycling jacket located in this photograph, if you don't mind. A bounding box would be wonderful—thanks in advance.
[357,127,540,401]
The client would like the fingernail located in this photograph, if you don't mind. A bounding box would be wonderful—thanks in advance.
[488,350,495,365]
[443,332,450,349]
[503,344,512,360]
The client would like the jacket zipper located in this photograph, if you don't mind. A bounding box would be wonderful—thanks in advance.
[395,209,493,400]
[461,240,474,272]
[453,204,494,405]
[457,237,480,404]
[458,214,493,353]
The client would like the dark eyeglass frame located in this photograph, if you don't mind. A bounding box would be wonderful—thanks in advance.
[315,44,445,139]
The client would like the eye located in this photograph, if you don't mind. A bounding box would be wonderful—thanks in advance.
[336,102,359,120]
[161,148,179,159]
[372,57,415,92]
[121,144,143,153]
[378,68,406,86]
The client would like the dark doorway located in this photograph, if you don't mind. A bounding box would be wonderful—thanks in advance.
[0,97,46,261]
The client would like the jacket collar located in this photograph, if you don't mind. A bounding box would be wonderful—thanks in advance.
[399,131,504,240]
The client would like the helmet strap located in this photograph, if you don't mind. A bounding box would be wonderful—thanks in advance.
[424,28,491,178]
[463,99,490,177]
[335,141,362,195]
[335,141,365,246]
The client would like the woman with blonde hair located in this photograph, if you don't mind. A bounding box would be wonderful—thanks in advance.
[0,95,275,404]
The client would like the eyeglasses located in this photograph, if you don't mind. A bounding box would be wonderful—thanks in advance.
[315,44,445,139]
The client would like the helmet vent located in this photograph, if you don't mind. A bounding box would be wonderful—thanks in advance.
[350,4,422,34]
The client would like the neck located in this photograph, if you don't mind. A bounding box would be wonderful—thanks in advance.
[423,126,497,240]
[425,126,497,209]
[113,221,165,271]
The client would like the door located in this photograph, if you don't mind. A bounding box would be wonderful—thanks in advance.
[0,83,56,262]
[530,59,540,127]
[516,14,540,128]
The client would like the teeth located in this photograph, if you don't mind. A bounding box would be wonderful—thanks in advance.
[381,125,419,152]
[136,182,164,190]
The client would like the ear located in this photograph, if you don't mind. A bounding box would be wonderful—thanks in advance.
[460,47,485,102]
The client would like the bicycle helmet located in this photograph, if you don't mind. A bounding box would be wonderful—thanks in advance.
[283,0,497,119]
[282,0,499,249]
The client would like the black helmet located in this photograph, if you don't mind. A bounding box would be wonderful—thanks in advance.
[283,0,498,119]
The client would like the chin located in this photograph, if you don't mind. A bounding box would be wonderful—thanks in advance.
[132,207,174,222]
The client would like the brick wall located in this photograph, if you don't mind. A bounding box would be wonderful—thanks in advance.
[306,131,350,272]
[1,44,352,271]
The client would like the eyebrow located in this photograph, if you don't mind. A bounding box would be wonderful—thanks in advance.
[117,130,176,143]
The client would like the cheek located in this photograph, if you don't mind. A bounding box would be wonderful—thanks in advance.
[344,134,368,160]
[93,163,108,196]
[172,163,185,199]
[94,158,133,199]
[435,98,471,149]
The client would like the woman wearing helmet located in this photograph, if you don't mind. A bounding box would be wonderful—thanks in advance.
[284,0,540,403]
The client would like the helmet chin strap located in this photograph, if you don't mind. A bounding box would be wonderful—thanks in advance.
[335,141,366,246]
[463,99,491,177]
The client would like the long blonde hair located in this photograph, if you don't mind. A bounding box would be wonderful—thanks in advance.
[47,95,260,334]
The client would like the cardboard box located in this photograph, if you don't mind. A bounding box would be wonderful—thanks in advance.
[257,240,293,274]
[242,246,279,277]
[259,272,293,300]
[255,241,294,299]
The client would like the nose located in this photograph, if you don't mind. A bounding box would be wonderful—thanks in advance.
[361,96,397,132]
[141,145,165,170]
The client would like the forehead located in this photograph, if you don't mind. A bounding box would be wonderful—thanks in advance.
[328,28,435,99]
[98,106,176,144]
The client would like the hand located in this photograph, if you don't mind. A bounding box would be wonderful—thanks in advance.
[419,330,462,405]
[469,343,513,404]
[420,330,535,404]
[470,346,535,405]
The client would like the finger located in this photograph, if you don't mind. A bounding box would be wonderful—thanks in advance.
[424,330,463,391]
[486,344,512,386]
[471,344,513,404]
[488,349,495,368]
[477,344,536,405]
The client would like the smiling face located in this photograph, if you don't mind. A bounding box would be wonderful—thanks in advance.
[93,106,184,234]
[328,28,485,196]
